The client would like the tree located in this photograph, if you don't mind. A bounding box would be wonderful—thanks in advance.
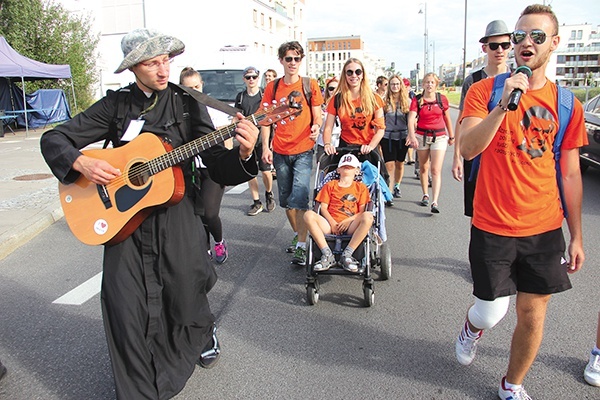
[0,0,98,113]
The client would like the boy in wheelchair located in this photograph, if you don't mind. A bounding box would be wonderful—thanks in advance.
[304,153,374,272]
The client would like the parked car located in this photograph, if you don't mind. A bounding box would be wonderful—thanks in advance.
[581,94,600,172]
[197,69,245,128]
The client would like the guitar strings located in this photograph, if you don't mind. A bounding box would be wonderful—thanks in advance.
[101,105,289,190]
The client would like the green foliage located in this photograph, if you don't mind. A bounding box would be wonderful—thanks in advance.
[0,0,98,113]
[571,87,600,104]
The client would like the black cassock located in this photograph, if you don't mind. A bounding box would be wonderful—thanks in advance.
[41,83,257,399]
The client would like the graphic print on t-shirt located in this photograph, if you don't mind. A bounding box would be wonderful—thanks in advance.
[351,107,367,130]
[517,106,556,159]
[338,193,358,217]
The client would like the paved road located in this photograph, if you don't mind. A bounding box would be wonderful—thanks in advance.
[1,110,599,399]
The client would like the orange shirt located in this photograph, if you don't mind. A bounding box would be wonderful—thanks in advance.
[327,95,385,145]
[462,79,588,237]
[316,180,370,223]
[262,77,323,155]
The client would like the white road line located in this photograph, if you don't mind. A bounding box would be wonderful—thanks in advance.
[53,272,102,305]
[226,182,249,195]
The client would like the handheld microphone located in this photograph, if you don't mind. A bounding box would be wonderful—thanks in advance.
[507,66,532,111]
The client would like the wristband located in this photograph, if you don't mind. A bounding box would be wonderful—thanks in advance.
[497,99,509,112]
[324,143,331,146]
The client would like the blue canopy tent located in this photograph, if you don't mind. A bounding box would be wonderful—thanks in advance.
[0,36,75,134]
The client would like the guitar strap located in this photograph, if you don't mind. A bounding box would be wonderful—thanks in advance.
[175,84,241,117]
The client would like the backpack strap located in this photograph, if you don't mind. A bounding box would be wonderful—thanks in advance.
[553,85,575,218]
[468,72,511,181]
[472,69,484,83]
[436,92,445,115]
[103,85,133,148]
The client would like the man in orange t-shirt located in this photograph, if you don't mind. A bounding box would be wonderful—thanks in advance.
[261,41,323,266]
[454,5,587,400]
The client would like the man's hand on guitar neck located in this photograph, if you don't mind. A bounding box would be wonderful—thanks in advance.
[73,155,121,185]
[234,112,259,160]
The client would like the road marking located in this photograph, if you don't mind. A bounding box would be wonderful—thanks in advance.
[53,272,102,305]
[226,182,249,195]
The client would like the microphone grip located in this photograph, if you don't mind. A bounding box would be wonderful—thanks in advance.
[507,89,523,111]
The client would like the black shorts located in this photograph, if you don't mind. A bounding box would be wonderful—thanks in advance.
[255,145,272,172]
[463,158,475,217]
[469,226,571,300]
[380,137,409,163]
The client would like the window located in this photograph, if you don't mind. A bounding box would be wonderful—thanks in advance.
[570,30,576,39]
[253,9,257,26]
[577,30,583,40]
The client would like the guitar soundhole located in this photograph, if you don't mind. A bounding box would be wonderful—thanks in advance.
[128,162,150,187]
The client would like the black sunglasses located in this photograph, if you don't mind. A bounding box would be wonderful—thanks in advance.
[244,75,258,80]
[345,69,363,77]
[511,29,547,45]
[284,56,302,63]
[487,42,511,51]
[327,86,337,91]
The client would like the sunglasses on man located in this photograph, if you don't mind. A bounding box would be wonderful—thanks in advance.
[284,56,302,63]
[244,75,258,80]
[486,42,511,51]
[511,29,548,45]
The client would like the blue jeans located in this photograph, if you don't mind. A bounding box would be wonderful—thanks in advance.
[273,150,313,210]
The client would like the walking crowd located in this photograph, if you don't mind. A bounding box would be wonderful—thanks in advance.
[1,3,598,400]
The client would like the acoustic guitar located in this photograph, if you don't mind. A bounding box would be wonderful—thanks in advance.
[59,98,301,246]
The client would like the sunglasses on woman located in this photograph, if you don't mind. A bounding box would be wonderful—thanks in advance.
[487,42,511,51]
[511,29,547,45]
[345,69,363,77]
[327,86,337,91]
[284,56,302,63]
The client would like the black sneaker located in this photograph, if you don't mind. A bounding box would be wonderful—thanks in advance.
[265,191,276,212]
[247,202,263,216]
[198,324,220,369]
[393,187,402,198]
[291,247,306,266]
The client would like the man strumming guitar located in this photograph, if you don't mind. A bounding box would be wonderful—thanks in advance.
[40,29,259,399]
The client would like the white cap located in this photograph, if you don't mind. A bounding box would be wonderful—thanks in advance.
[338,153,361,168]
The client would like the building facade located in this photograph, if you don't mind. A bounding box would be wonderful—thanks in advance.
[306,35,386,89]
[555,23,600,87]
[59,0,306,98]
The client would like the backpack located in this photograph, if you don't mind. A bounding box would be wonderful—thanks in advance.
[415,91,445,117]
[468,72,575,217]
[234,88,264,113]
[273,76,312,120]
[103,83,192,149]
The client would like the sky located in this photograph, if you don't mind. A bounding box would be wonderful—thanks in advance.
[304,0,600,77]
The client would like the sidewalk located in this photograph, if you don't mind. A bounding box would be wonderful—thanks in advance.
[0,128,63,260]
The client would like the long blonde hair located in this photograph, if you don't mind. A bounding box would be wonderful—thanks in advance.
[384,75,410,114]
[337,58,378,117]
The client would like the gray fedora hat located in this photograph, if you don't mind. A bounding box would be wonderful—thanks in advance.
[479,20,512,43]
[115,28,185,73]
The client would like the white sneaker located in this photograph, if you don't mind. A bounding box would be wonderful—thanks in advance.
[584,351,600,387]
[498,377,532,400]
[455,320,483,366]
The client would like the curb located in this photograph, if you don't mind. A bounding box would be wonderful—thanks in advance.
[0,201,63,261]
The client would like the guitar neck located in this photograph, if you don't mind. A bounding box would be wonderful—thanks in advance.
[147,111,265,175]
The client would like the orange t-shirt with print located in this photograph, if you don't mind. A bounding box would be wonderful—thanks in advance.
[316,180,370,224]
[327,95,385,145]
[262,77,323,155]
[462,78,588,237]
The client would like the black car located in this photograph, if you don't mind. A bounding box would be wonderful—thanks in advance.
[581,94,600,172]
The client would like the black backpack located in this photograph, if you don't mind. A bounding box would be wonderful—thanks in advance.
[415,91,445,117]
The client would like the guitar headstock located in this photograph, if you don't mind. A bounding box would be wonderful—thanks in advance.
[257,96,303,127]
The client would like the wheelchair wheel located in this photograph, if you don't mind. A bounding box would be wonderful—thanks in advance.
[307,283,319,305]
[380,243,392,280]
[363,282,374,307]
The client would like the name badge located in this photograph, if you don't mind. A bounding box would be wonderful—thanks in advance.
[121,119,145,142]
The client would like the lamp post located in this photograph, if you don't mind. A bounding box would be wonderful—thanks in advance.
[431,40,435,75]
[462,0,467,83]
[419,3,429,74]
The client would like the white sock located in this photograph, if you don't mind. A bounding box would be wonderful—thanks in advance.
[296,241,306,249]
[503,379,522,391]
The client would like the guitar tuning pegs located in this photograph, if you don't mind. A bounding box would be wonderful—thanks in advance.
[280,120,286,125]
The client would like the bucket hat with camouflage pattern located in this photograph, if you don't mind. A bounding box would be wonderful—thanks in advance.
[115,28,185,73]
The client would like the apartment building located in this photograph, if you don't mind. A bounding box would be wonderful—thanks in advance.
[59,0,306,97]
[306,36,386,87]
[555,23,600,87]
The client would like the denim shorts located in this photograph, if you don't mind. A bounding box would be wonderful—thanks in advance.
[273,149,313,210]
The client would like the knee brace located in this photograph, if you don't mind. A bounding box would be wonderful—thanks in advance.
[468,297,510,330]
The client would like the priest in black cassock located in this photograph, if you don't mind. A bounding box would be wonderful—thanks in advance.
[40,28,259,399]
